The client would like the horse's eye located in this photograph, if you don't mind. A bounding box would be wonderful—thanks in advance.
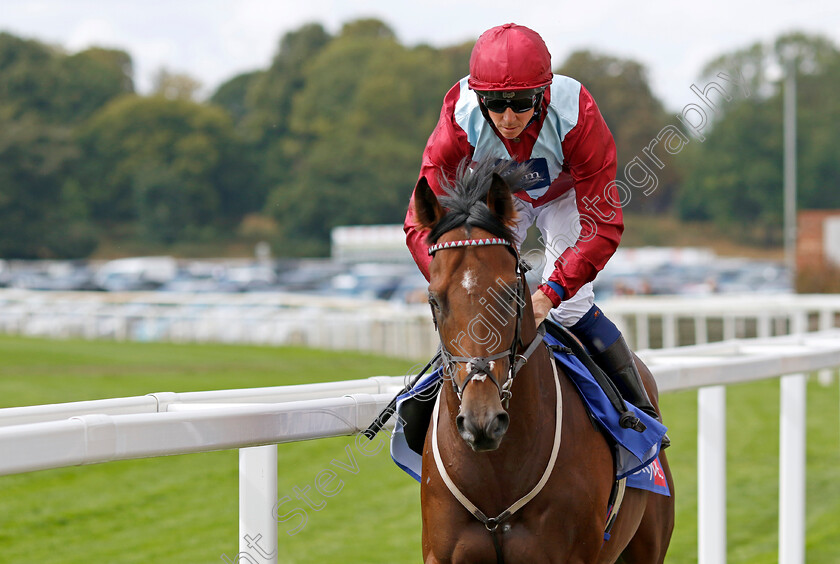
[499,281,518,304]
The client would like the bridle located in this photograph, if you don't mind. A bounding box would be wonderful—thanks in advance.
[427,237,545,407]
[427,238,559,564]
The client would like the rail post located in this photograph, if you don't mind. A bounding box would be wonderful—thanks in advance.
[779,374,806,564]
[239,445,278,564]
[698,385,726,564]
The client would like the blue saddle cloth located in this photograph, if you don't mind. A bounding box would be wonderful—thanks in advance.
[390,333,669,494]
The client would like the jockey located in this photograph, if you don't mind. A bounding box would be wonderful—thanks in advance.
[404,23,666,438]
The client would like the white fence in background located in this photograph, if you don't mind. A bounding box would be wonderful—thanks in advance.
[0,289,439,359]
[606,294,840,349]
[1,289,839,358]
[1,330,838,563]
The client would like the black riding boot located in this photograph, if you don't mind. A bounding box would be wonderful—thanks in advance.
[591,335,670,449]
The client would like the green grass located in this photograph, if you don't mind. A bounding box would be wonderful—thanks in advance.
[662,377,840,564]
[0,335,838,562]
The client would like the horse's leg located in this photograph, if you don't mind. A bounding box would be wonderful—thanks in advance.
[619,452,676,564]
[621,359,676,563]
[597,359,674,563]
[594,487,647,564]
[421,527,438,564]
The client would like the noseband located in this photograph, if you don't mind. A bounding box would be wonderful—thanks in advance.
[428,238,545,406]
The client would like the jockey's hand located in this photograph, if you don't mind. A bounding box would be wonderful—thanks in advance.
[531,288,555,327]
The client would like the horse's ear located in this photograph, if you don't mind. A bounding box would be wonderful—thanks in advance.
[486,172,516,226]
[413,176,445,230]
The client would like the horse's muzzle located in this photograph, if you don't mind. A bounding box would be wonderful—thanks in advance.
[456,408,510,451]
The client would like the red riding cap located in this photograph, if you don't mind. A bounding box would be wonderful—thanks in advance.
[468,23,553,92]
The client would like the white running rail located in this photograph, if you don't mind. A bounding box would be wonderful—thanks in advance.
[2,289,839,358]
[1,330,839,563]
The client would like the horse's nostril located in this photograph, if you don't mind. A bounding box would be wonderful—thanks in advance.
[456,413,478,444]
[456,414,467,434]
[488,412,510,441]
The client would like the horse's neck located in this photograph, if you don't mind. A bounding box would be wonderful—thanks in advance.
[507,345,555,431]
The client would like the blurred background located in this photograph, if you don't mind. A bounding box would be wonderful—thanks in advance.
[0,2,839,300]
[2,4,840,563]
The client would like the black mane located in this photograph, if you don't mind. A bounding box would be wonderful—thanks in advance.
[426,159,534,245]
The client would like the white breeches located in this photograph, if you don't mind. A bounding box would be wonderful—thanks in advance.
[510,191,595,327]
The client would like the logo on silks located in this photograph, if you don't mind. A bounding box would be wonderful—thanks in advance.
[626,456,670,496]
[522,157,551,192]
[489,157,550,193]
[522,158,550,192]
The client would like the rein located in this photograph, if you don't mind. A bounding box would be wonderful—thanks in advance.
[427,238,544,406]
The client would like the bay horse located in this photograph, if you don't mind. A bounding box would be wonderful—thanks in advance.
[412,161,674,563]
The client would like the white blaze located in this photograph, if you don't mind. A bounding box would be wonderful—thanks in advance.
[461,269,478,293]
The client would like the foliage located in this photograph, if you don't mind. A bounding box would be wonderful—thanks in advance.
[0,33,132,124]
[240,23,332,202]
[0,116,97,258]
[677,96,784,244]
[0,34,132,257]
[74,95,255,243]
[556,51,680,213]
[209,70,264,125]
[264,22,463,255]
[151,67,202,101]
[677,32,840,244]
[0,24,838,257]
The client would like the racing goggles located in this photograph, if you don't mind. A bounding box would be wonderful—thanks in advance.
[478,91,541,114]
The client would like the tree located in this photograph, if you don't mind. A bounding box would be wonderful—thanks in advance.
[209,70,264,125]
[75,95,253,243]
[556,51,679,213]
[236,23,332,218]
[789,37,840,211]
[152,68,202,101]
[0,33,132,257]
[701,31,839,105]
[264,19,465,255]
[677,32,840,244]
[59,47,134,121]
[677,97,784,244]
[0,116,96,258]
[0,33,133,123]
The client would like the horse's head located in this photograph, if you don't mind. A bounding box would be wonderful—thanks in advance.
[414,160,536,452]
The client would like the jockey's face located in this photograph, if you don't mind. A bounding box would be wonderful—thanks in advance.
[486,106,535,139]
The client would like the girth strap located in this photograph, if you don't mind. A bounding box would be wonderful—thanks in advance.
[603,478,627,541]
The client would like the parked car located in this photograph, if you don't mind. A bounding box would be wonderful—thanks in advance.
[94,257,177,292]
[714,262,791,294]
[8,262,98,291]
[0,259,9,287]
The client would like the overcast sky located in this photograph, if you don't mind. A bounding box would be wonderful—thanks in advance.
[3,0,839,111]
